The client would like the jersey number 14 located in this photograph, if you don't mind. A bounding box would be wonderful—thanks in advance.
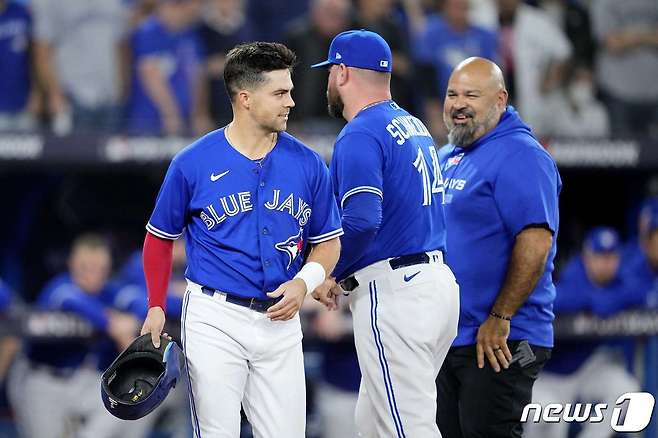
[413,146,444,206]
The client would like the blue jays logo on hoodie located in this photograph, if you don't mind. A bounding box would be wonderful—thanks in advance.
[444,152,464,171]
[275,228,304,269]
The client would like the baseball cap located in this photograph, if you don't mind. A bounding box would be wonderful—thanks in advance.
[640,197,658,234]
[584,226,620,254]
[311,29,393,73]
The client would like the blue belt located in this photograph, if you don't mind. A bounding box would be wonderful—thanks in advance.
[201,286,282,313]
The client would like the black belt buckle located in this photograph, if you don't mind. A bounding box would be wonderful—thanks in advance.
[339,276,359,292]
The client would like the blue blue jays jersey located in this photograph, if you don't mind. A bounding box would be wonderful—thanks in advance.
[330,100,447,277]
[27,273,119,369]
[439,107,561,348]
[147,128,343,300]
[0,2,31,113]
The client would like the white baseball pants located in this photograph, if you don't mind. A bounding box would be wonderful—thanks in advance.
[182,280,306,438]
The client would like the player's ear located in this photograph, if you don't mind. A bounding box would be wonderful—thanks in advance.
[497,88,508,111]
[337,64,349,87]
[237,89,250,110]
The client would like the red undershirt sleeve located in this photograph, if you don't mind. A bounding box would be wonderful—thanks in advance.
[143,232,174,310]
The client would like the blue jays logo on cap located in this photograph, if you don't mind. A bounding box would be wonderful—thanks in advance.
[311,29,393,73]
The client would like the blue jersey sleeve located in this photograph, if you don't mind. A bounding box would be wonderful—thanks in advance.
[133,24,167,60]
[331,132,384,210]
[108,283,149,320]
[45,284,109,331]
[147,157,191,239]
[493,148,559,236]
[308,154,343,244]
[332,192,383,280]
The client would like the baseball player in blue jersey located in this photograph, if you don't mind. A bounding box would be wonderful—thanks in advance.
[10,234,152,438]
[437,57,561,438]
[311,30,460,438]
[139,42,343,438]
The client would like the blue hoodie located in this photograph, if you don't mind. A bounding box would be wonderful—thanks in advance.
[439,106,562,347]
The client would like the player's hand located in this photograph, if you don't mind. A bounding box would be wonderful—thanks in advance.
[266,278,307,321]
[476,316,512,372]
[140,306,166,348]
[312,278,340,310]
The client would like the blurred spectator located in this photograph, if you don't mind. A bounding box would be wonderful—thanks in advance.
[115,237,190,438]
[0,279,19,386]
[540,64,610,138]
[284,0,351,123]
[497,0,572,137]
[309,303,360,438]
[528,227,642,438]
[128,0,159,29]
[126,0,204,136]
[31,0,129,135]
[196,0,255,131]
[624,198,658,308]
[540,0,595,69]
[0,0,36,132]
[354,0,415,111]
[591,0,658,139]
[247,0,309,42]
[413,0,498,140]
[8,234,154,438]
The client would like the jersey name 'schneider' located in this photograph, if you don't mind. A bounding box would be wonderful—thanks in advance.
[330,100,447,278]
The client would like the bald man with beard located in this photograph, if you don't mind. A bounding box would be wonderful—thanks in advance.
[436,57,562,438]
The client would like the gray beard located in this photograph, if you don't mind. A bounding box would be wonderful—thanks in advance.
[447,106,499,147]
[447,123,478,147]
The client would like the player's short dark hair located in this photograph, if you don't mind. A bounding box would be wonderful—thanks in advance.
[224,42,297,101]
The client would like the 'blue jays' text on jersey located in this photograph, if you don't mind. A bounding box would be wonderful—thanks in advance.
[439,106,561,348]
[147,128,343,300]
[330,100,447,278]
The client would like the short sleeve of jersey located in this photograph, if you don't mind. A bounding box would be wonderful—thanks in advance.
[133,24,167,60]
[331,132,384,210]
[146,158,191,240]
[307,154,343,244]
[493,148,559,237]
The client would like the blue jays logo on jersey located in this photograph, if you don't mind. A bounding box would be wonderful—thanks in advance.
[275,228,304,270]
[444,153,464,171]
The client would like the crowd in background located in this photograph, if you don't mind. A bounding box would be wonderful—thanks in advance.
[0,0,657,140]
[1,0,658,437]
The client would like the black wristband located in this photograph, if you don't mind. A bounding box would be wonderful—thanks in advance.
[489,311,512,321]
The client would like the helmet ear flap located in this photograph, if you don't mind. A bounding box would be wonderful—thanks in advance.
[100,334,185,420]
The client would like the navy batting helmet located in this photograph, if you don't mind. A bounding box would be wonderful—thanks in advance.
[101,334,185,420]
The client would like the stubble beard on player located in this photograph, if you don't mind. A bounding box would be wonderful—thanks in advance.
[327,87,344,119]
[445,105,498,147]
